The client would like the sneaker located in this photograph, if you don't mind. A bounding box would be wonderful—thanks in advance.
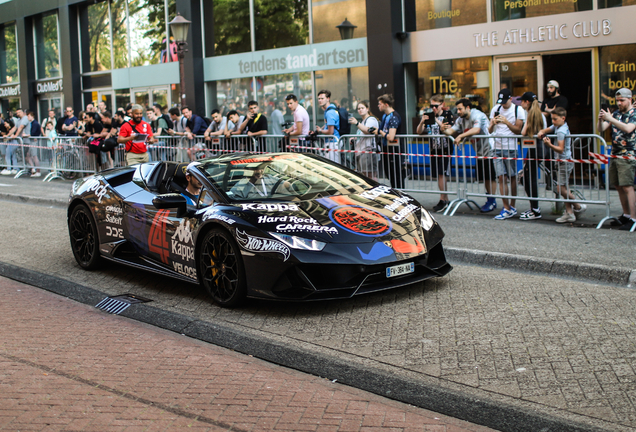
[618,219,636,231]
[0,169,11,175]
[31,172,41,178]
[494,208,515,220]
[520,210,542,220]
[509,206,518,217]
[480,199,497,213]
[10,170,17,175]
[611,215,630,227]
[556,212,576,223]
[433,200,449,213]
[574,203,587,214]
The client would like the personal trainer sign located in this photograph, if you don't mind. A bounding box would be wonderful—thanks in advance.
[204,38,367,81]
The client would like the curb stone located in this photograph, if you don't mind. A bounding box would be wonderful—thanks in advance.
[0,192,67,208]
[446,247,634,287]
[0,260,616,432]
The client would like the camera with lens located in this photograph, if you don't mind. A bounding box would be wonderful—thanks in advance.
[306,130,319,142]
[368,126,377,133]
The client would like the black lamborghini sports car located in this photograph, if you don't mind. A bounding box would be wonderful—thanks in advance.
[67,152,452,307]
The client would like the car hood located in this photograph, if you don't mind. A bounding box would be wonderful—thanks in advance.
[236,185,423,245]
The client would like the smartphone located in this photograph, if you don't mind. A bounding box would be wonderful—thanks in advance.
[601,103,609,111]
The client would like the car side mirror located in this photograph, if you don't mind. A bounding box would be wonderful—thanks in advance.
[153,193,187,218]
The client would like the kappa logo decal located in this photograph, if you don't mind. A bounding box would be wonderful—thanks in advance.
[329,205,392,237]
[171,219,193,244]
[241,203,299,212]
[236,230,290,261]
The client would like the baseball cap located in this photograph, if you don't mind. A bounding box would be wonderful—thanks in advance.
[547,80,559,88]
[520,92,537,102]
[615,88,633,99]
[497,88,511,104]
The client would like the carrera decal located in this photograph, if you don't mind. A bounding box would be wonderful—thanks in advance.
[360,185,392,200]
[276,224,338,234]
[329,205,392,237]
[236,229,290,261]
[240,203,299,212]
[357,242,394,261]
[391,238,425,254]
[148,209,171,265]
[83,178,108,203]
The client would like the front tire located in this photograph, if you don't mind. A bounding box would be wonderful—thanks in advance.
[68,204,101,269]
[199,228,247,307]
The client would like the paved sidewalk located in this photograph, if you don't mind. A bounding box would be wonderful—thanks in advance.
[0,275,493,432]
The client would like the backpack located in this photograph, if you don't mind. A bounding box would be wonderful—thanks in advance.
[495,104,519,121]
[160,113,173,130]
[326,105,351,135]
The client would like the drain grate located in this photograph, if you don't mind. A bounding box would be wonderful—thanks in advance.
[95,294,152,314]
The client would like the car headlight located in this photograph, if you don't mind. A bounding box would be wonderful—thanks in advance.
[269,232,327,251]
[420,207,435,231]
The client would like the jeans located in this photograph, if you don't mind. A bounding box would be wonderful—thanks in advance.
[5,142,18,170]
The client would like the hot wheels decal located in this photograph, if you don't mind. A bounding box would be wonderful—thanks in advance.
[236,229,290,261]
[329,205,392,237]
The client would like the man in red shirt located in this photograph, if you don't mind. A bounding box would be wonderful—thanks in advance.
[117,104,155,165]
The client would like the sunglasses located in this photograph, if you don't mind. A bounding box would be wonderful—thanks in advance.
[431,104,441,108]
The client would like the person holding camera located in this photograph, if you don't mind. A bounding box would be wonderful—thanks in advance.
[489,88,525,220]
[416,94,455,212]
[349,100,379,180]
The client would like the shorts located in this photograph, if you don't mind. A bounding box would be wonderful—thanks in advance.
[475,157,495,181]
[126,151,149,166]
[494,149,518,178]
[430,146,454,178]
[553,161,574,186]
[609,157,636,187]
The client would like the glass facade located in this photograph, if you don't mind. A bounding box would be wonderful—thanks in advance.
[128,0,167,67]
[599,44,636,108]
[416,0,487,30]
[417,57,491,113]
[34,13,60,79]
[492,0,592,21]
[1,22,18,84]
[211,0,251,55]
[598,0,636,6]
[111,0,129,69]
[255,0,308,50]
[312,0,367,43]
[87,1,111,71]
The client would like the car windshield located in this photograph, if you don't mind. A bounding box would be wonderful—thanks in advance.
[198,153,375,202]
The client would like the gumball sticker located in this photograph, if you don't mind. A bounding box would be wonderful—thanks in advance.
[329,205,392,237]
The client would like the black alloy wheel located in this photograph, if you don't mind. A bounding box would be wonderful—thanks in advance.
[69,204,101,269]
[199,228,247,307]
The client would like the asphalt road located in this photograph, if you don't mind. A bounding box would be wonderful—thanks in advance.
[1,195,635,431]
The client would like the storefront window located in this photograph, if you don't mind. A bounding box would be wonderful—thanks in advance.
[599,44,636,108]
[258,72,313,127]
[87,1,112,71]
[34,13,60,79]
[314,67,368,115]
[115,89,131,112]
[255,0,309,50]
[1,23,18,84]
[312,0,367,44]
[416,0,487,30]
[598,0,636,7]
[492,0,592,21]
[208,78,253,116]
[417,57,491,114]
[212,0,251,55]
[129,0,166,67]
[111,0,129,69]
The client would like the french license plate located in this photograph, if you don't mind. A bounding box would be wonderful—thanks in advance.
[386,262,415,278]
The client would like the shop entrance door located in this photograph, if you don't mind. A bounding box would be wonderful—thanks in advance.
[132,86,171,112]
[494,55,543,105]
[96,91,114,113]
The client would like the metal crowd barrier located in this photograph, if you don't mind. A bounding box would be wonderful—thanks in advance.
[1,136,26,176]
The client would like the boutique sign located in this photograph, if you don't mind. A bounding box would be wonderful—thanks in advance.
[35,78,63,94]
[0,83,20,98]
[204,38,367,81]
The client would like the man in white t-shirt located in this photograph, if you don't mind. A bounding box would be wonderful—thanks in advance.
[283,94,309,137]
[489,88,525,220]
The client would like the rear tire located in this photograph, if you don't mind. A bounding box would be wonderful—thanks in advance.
[198,228,247,307]
[68,204,101,269]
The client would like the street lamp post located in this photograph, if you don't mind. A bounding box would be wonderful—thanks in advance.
[168,13,191,109]
[337,18,357,111]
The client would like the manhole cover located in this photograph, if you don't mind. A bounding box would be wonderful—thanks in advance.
[95,294,152,314]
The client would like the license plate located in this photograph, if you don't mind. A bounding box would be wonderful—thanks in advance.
[386,262,415,278]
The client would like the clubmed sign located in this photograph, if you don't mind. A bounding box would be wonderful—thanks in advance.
[204,38,367,81]
[35,78,63,94]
